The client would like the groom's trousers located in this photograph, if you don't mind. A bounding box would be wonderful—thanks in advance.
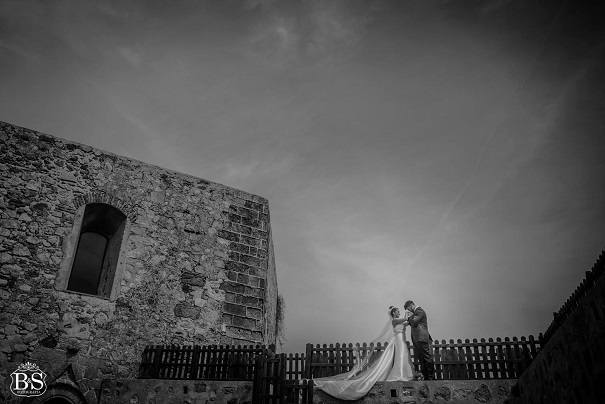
[413,340,435,380]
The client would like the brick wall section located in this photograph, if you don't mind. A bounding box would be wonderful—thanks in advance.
[219,198,274,345]
[264,230,279,346]
[0,121,279,390]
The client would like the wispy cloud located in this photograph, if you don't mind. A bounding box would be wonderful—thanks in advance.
[244,1,376,68]
[0,39,38,61]
[117,46,144,68]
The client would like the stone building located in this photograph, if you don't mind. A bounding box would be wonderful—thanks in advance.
[0,121,279,403]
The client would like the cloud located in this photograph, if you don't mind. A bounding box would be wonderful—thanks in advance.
[478,0,516,14]
[244,0,376,68]
[118,46,144,68]
[0,39,38,61]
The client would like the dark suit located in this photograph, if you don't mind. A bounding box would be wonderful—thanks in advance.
[407,306,435,380]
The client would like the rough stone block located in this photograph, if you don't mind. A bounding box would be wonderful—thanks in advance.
[174,303,202,319]
[240,235,259,247]
[224,303,246,316]
[246,307,262,320]
[244,200,263,212]
[225,261,250,273]
[217,230,239,242]
[229,242,250,254]
[181,271,206,287]
[231,316,257,329]
[220,281,246,294]
[237,273,249,285]
[240,255,261,268]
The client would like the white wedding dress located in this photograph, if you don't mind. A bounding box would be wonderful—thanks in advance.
[313,321,414,400]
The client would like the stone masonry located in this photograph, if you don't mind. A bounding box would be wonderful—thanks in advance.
[0,120,279,402]
[513,255,605,403]
[314,379,517,404]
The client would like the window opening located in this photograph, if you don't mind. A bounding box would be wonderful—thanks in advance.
[66,203,126,298]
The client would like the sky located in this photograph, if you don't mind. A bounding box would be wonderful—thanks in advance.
[1,0,604,354]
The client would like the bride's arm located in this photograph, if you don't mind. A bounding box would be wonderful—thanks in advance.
[407,308,424,327]
[392,317,407,324]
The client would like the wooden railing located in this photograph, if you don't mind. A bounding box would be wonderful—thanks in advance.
[138,336,540,403]
[304,342,388,379]
[540,249,604,347]
[139,336,540,382]
[254,353,313,404]
[304,336,541,380]
[430,337,539,379]
[139,344,274,380]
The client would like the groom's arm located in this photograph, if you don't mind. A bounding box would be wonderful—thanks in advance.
[407,307,425,327]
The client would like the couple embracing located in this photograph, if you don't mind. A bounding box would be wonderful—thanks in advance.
[313,300,435,400]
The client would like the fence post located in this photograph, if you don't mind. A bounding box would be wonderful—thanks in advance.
[335,343,341,375]
[190,345,200,379]
[529,335,538,358]
[279,353,286,404]
[252,353,265,404]
[304,344,312,379]
[139,345,150,378]
[152,345,163,378]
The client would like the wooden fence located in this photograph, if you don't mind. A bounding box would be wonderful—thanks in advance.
[139,344,273,380]
[541,249,604,347]
[303,342,387,379]
[254,353,313,404]
[139,336,540,383]
[137,336,540,403]
[303,336,541,380]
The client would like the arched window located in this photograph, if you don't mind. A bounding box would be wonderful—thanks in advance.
[66,203,127,298]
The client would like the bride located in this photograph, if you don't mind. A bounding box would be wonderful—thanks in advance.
[313,306,415,400]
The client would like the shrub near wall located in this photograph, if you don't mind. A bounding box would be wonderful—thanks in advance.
[0,121,278,398]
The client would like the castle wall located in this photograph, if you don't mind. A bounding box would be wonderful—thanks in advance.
[0,121,279,398]
[514,260,605,403]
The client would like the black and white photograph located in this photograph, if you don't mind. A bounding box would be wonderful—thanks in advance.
[0,0,604,403]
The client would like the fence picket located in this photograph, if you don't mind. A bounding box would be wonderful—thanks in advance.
[475,339,484,379]
[456,339,464,379]
[512,337,521,378]
[432,341,440,379]
[463,339,474,379]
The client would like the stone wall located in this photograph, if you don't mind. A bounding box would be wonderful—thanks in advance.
[0,121,279,400]
[513,260,605,403]
[263,230,279,345]
[314,379,518,404]
[98,379,254,404]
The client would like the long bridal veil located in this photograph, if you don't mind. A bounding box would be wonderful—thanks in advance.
[312,311,407,400]
[346,315,396,378]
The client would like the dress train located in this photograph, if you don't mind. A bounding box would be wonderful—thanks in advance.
[313,324,414,400]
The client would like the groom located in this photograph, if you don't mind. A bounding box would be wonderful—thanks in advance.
[404,300,435,380]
